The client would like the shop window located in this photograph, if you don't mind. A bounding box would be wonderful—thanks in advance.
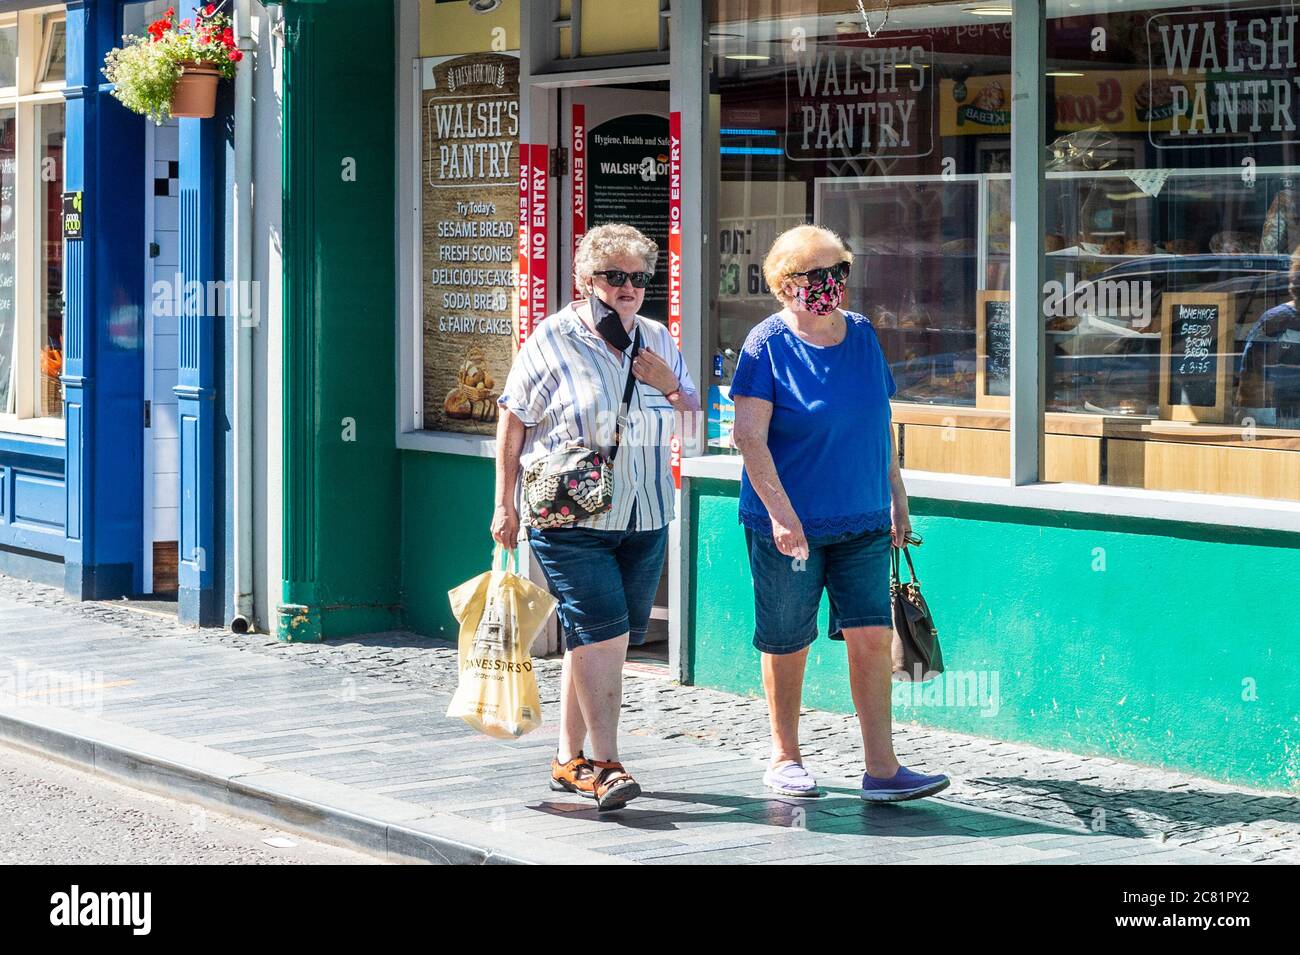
[38,14,64,87]
[0,6,66,430]
[38,101,63,419]
[0,26,16,90]
[1042,0,1300,500]
[707,0,1012,475]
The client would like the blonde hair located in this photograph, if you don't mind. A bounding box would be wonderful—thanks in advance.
[762,225,854,304]
[573,223,659,290]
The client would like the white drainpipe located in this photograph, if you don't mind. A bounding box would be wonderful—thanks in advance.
[230,0,256,633]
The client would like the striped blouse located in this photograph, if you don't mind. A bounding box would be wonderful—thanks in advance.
[498,302,697,532]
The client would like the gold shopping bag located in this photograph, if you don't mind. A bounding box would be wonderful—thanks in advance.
[446,546,557,739]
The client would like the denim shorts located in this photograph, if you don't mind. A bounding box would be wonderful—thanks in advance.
[744,525,893,655]
[527,520,668,652]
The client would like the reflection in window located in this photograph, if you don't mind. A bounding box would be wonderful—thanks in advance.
[708,0,1011,467]
[0,26,15,89]
[1043,0,1300,499]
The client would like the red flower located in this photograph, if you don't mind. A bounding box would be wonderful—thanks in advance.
[165,6,175,18]
[204,4,216,14]
[229,49,243,62]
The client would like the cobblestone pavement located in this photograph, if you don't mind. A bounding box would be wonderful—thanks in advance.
[1,574,1296,864]
[0,740,381,864]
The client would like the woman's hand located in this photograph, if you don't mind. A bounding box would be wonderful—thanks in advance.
[632,349,680,395]
[890,497,912,549]
[771,513,809,561]
[491,503,520,549]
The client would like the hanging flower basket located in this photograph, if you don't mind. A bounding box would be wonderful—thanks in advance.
[103,4,242,125]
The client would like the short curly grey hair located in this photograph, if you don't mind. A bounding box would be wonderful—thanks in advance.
[573,223,658,290]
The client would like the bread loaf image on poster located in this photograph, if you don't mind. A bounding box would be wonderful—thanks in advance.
[444,346,500,422]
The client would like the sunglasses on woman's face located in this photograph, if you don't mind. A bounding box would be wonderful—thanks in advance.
[592,269,653,289]
[789,261,851,286]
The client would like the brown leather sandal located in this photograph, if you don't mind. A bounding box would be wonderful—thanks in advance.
[550,753,596,798]
[590,759,641,812]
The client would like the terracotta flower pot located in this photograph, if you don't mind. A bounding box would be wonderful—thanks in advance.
[170,61,220,119]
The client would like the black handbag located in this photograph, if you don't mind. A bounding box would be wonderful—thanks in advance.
[521,330,641,529]
[891,544,944,682]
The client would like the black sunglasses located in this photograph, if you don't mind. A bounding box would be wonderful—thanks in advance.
[592,269,653,289]
[790,261,851,285]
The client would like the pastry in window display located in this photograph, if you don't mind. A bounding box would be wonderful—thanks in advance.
[870,302,898,328]
[1043,233,1066,253]
[1210,231,1260,255]
[1124,239,1154,256]
[1162,238,1199,256]
[1100,236,1127,255]
[897,289,933,329]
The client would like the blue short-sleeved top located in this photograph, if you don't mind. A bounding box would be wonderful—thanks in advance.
[729,310,897,537]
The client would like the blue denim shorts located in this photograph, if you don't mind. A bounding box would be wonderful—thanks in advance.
[527,521,668,652]
[744,525,893,655]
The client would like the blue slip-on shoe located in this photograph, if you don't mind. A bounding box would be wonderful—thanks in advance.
[762,761,821,797]
[860,765,950,802]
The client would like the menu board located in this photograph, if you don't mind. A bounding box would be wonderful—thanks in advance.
[586,113,670,322]
[975,290,1011,409]
[1160,293,1231,423]
[420,52,519,435]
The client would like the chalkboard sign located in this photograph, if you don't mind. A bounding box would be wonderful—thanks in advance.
[976,290,1011,409]
[1159,293,1231,423]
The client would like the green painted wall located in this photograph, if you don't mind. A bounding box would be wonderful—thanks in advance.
[400,451,497,640]
[689,478,1300,792]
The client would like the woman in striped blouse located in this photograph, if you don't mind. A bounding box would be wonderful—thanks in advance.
[494,223,699,811]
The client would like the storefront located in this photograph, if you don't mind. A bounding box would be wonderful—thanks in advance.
[0,1,278,630]
[279,0,1299,790]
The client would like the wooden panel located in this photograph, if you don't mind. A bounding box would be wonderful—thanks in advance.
[902,425,1008,478]
[1106,440,1300,501]
[153,541,179,594]
[1044,434,1101,485]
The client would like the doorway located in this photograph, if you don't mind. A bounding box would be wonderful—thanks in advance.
[558,83,672,659]
[141,117,181,600]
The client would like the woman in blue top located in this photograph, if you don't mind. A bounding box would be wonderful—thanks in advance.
[731,224,949,802]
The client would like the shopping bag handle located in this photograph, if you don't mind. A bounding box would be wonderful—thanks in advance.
[493,544,519,575]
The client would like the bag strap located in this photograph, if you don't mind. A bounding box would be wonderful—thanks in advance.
[608,328,642,464]
[493,544,518,575]
[891,545,918,585]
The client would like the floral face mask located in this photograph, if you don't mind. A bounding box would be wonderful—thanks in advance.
[787,273,847,316]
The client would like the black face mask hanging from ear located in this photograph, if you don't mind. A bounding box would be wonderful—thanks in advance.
[590,293,633,351]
